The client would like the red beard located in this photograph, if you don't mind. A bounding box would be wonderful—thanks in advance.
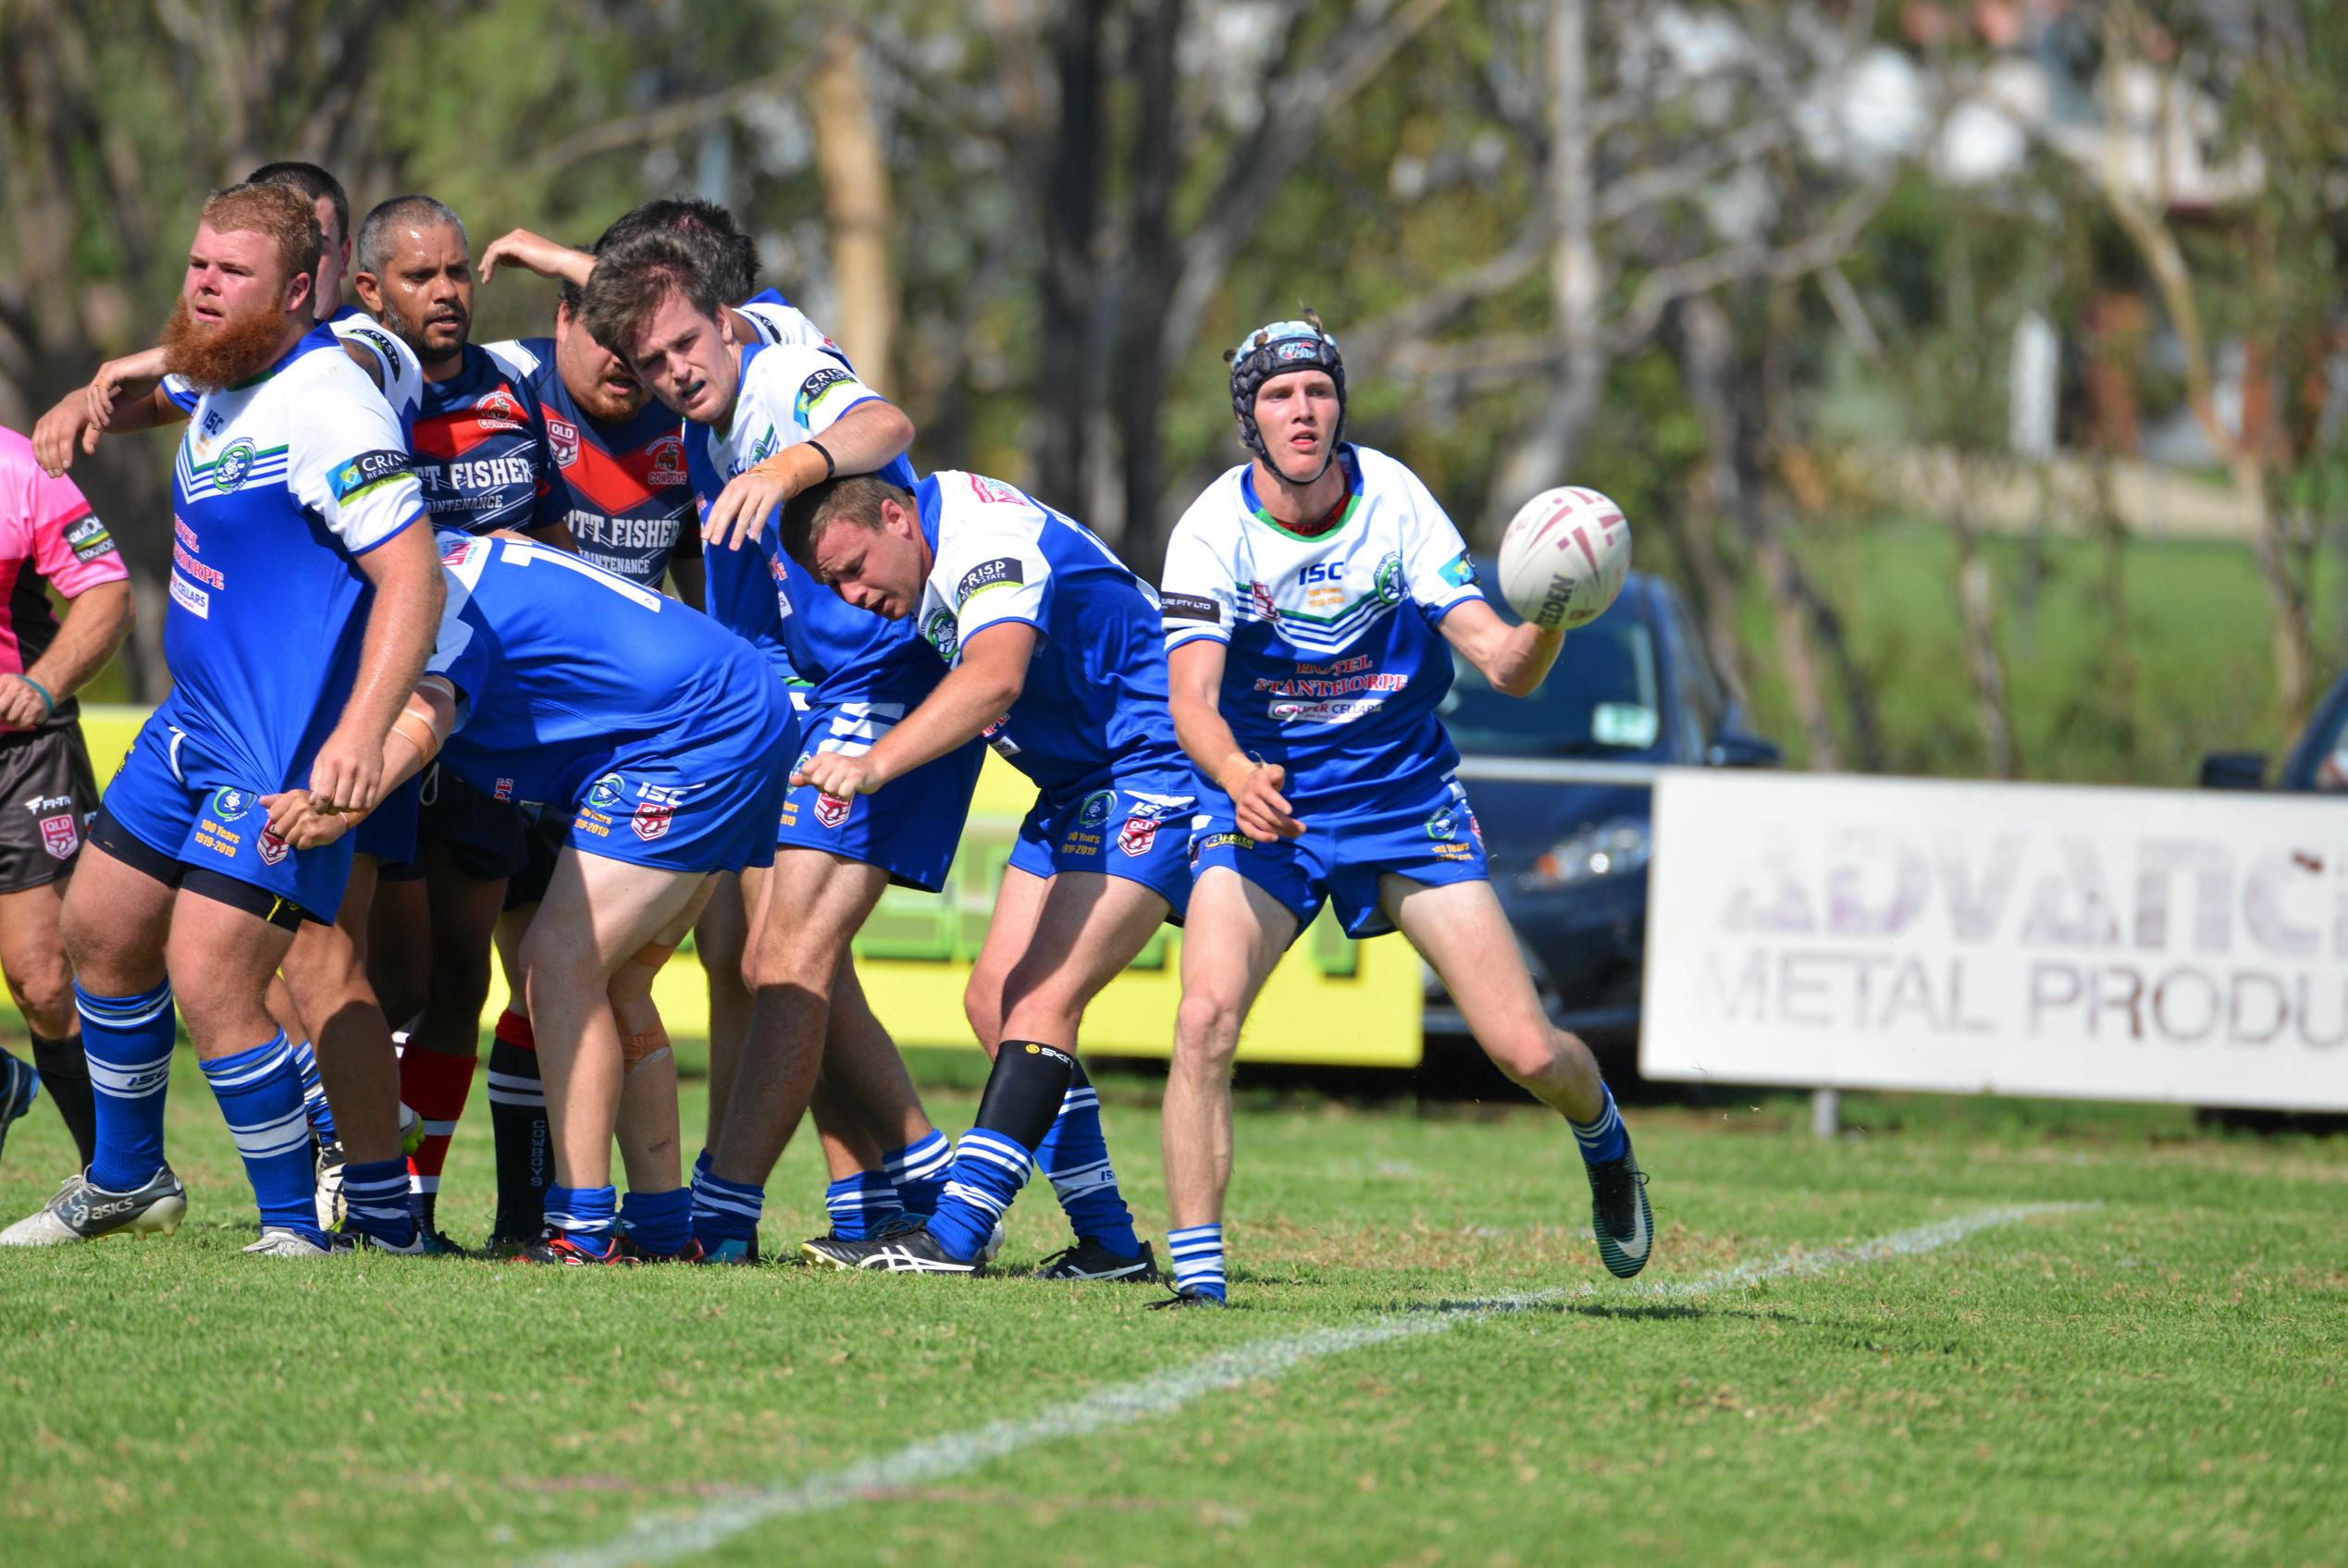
[159,290,296,392]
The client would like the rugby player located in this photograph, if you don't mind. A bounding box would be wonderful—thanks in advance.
[25,162,433,1242]
[351,193,575,1244]
[774,468,1193,1279]
[0,427,133,1168]
[1153,318,1652,1306]
[265,526,797,1265]
[579,225,984,1266]
[0,182,440,1255]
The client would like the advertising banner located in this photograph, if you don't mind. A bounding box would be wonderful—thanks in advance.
[1641,770,2348,1110]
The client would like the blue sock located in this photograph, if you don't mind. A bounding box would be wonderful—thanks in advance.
[691,1168,764,1248]
[78,980,176,1191]
[289,1037,337,1143]
[1569,1083,1630,1167]
[1034,1068,1141,1256]
[199,1032,322,1240]
[342,1155,417,1248]
[823,1171,904,1241]
[1168,1223,1228,1301]
[692,1147,712,1185]
[926,1129,1034,1262]
[883,1130,951,1216]
[545,1183,619,1256]
[621,1187,693,1255]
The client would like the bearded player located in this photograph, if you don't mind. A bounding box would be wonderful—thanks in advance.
[0,182,439,1255]
[1153,317,1651,1307]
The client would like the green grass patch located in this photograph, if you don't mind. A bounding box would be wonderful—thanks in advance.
[0,1057,2341,1566]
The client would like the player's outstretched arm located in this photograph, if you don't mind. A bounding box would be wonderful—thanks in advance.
[477,228,593,288]
[1440,596,1563,698]
[31,356,181,476]
[797,621,1035,800]
[311,521,444,816]
[704,398,916,551]
[1168,638,1303,843]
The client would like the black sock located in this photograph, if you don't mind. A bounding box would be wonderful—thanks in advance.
[30,1031,96,1167]
[487,1031,550,1239]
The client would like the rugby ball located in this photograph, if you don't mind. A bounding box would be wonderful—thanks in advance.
[1497,486,1631,630]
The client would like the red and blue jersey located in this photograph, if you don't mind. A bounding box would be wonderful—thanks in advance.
[485,339,697,588]
[409,345,555,537]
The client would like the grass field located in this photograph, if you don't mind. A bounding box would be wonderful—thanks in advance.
[1,1054,2342,1568]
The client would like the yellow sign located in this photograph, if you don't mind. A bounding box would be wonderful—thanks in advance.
[78,706,1424,1067]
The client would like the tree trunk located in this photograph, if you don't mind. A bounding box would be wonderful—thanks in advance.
[1485,0,1603,537]
[1113,0,1186,563]
[1029,1,1106,515]
[809,26,897,389]
[1946,462,2021,778]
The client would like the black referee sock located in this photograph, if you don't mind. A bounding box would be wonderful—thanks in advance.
[30,1031,96,1167]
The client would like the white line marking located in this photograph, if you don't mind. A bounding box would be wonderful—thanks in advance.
[536,1203,2091,1568]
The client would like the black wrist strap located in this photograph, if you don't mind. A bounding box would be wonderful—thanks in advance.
[808,439,835,480]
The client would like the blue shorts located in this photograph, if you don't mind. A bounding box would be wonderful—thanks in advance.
[552,701,798,878]
[415,763,529,881]
[1190,774,1489,940]
[1007,772,1198,918]
[98,705,354,923]
[775,698,982,893]
[352,773,421,866]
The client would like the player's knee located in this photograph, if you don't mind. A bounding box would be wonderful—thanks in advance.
[6,952,74,1034]
[1173,988,1247,1068]
[1483,1020,1568,1085]
[961,976,1004,1045]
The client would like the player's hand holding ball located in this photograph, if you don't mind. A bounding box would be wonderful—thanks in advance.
[1498,486,1631,631]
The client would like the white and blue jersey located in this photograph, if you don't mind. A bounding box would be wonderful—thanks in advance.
[914,471,1194,910]
[424,533,794,875]
[1163,445,1491,937]
[688,340,980,886]
[102,323,426,916]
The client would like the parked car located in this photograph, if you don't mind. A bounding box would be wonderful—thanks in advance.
[2201,664,2348,792]
[1427,568,1781,1059]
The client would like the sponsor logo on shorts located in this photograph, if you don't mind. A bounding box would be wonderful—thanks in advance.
[1078,789,1115,829]
[493,777,514,801]
[257,824,290,866]
[209,786,253,822]
[1118,816,1159,858]
[1468,810,1484,848]
[1123,792,1194,822]
[21,794,71,814]
[981,715,1019,759]
[586,773,627,812]
[812,791,852,829]
[1189,828,1251,869]
[1426,806,1458,841]
[546,415,580,469]
[631,802,673,841]
[39,812,79,861]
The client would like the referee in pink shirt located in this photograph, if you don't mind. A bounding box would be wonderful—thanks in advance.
[0,425,133,1167]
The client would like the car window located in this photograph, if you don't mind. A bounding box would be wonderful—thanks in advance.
[1440,600,1663,759]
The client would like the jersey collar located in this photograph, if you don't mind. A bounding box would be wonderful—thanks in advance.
[714,340,765,440]
[1240,444,1362,541]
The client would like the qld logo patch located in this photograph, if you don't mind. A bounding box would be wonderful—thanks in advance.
[630,802,673,842]
[546,415,580,469]
[39,811,79,861]
[813,791,851,829]
[1118,816,1159,858]
[257,825,291,866]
